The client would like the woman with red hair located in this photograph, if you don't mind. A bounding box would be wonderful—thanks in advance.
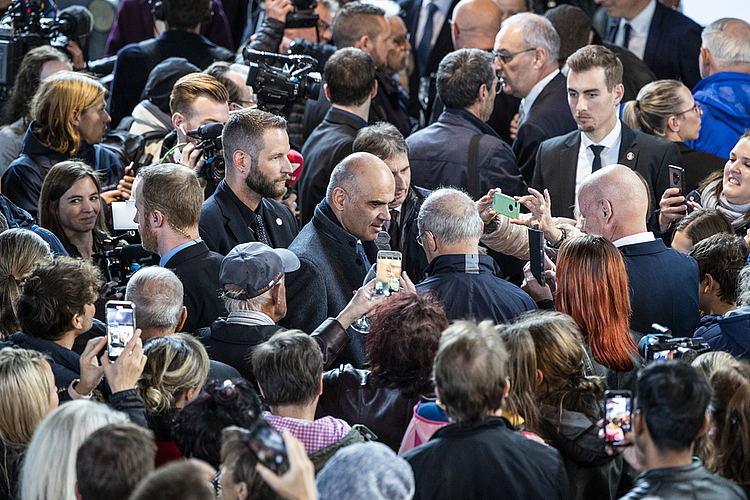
[555,235,642,392]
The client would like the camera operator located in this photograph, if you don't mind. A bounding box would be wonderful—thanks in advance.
[248,0,337,55]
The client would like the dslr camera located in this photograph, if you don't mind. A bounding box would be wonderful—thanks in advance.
[187,122,225,182]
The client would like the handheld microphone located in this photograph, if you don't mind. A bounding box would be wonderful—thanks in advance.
[286,149,304,186]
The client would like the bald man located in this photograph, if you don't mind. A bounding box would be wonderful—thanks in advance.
[578,165,699,338]
[281,153,396,368]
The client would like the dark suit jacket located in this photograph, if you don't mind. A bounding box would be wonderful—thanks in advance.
[199,179,298,255]
[280,200,378,369]
[532,121,682,219]
[299,108,365,225]
[513,72,577,184]
[604,1,702,89]
[164,240,226,333]
[619,239,700,338]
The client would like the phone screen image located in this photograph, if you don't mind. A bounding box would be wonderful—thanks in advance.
[605,393,632,446]
[107,302,135,360]
[376,251,402,293]
[247,418,290,475]
[652,349,677,361]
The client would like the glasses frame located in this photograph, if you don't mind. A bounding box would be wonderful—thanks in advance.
[492,47,537,65]
[676,101,701,116]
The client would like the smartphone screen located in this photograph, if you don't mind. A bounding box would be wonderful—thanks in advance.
[492,192,520,219]
[247,418,290,475]
[376,250,402,293]
[106,301,136,360]
[605,390,632,446]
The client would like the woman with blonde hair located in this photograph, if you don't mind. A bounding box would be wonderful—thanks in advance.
[2,71,126,218]
[137,333,209,466]
[0,348,57,499]
[0,228,52,339]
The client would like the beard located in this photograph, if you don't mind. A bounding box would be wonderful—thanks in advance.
[245,168,287,199]
[140,215,158,254]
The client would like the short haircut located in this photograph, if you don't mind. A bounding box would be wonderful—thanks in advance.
[417,187,483,246]
[501,12,560,64]
[673,208,733,247]
[222,108,287,171]
[135,163,202,231]
[16,257,101,341]
[433,320,508,424]
[0,348,52,444]
[169,72,228,116]
[38,161,108,244]
[129,459,215,500]
[252,330,323,407]
[30,71,106,154]
[567,45,623,91]
[161,0,212,31]
[331,1,386,49]
[688,233,749,305]
[636,361,711,452]
[203,61,244,104]
[352,122,409,160]
[622,80,687,137]
[702,18,750,65]
[436,49,495,110]
[324,48,376,106]
[75,423,156,500]
[125,267,184,334]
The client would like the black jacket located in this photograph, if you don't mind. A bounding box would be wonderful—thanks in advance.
[403,416,573,500]
[396,185,430,282]
[416,254,537,323]
[199,179,298,255]
[163,240,226,333]
[620,459,746,500]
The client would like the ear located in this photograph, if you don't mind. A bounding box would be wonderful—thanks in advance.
[695,412,709,438]
[75,483,83,500]
[186,387,199,401]
[257,382,265,399]
[667,114,680,133]
[151,209,166,229]
[318,373,324,396]
[330,186,347,211]
[70,109,81,128]
[172,112,186,133]
[601,199,613,224]
[532,47,546,69]
[232,149,249,176]
[613,83,625,106]
[370,79,378,99]
[324,83,331,103]
[270,282,282,305]
[71,312,85,331]
[355,34,370,52]
[229,102,243,111]
[237,481,249,500]
[503,376,510,398]
[700,47,712,72]
[634,409,646,437]
[176,306,188,332]
[536,369,544,389]
[477,83,489,105]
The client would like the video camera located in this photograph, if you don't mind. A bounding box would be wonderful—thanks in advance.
[244,49,321,113]
[93,240,159,294]
[187,122,225,182]
[638,324,711,364]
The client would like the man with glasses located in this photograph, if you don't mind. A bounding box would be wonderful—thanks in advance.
[494,12,577,184]
[406,48,525,199]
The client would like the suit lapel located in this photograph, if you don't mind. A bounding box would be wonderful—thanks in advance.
[216,183,255,244]
[560,133,580,213]
[618,122,639,169]
[643,2,665,72]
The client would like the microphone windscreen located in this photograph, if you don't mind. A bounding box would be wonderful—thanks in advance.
[286,149,303,186]
[59,5,94,38]
[375,231,391,251]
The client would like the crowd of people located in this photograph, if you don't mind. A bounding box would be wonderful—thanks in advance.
[1,0,750,498]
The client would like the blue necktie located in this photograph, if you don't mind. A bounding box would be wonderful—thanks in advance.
[623,23,633,49]
[417,2,437,76]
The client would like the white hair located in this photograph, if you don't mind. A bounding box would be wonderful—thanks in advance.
[222,283,274,313]
[501,12,560,64]
[125,267,184,332]
[417,188,483,245]
[20,400,128,500]
[701,18,750,64]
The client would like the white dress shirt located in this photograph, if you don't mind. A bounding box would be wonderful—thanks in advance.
[519,69,559,125]
[575,119,623,197]
[612,231,655,248]
[415,0,452,52]
[615,0,656,61]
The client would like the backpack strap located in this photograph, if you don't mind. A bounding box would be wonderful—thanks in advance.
[467,133,483,199]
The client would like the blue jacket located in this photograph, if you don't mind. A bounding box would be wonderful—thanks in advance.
[686,72,750,160]
[416,253,537,323]
[693,306,750,361]
[1,125,125,218]
[0,195,67,256]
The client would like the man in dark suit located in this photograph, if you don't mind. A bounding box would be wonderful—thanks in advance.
[200,108,298,255]
[600,0,702,90]
[532,45,681,219]
[299,48,378,225]
[133,164,226,333]
[577,164,699,338]
[281,153,395,368]
[494,13,577,183]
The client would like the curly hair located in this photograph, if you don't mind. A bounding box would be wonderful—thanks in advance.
[366,292,448,398]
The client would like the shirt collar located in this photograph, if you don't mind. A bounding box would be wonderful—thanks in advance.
[612,231,655,248]
[159,238,202,267]
[520,69,559,118]
[581,118,621,150]
[428,0,452,17]
[621,0,656,31]
[329,107,368,127]
[222,179,262,224]
[227,310,276,326]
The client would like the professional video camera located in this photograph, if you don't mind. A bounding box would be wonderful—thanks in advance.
[244,48,321,113]
[0,0,92,105]
[638,324,711,364]
[286,0,319,28]
[186,122,225,182]
[93,240,159,294]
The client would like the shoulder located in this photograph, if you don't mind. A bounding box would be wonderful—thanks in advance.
[655,2,701,31]
[539,130,578,152]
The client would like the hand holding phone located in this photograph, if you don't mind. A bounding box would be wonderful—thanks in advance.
[106,301,136,361]
[492,192,521,220]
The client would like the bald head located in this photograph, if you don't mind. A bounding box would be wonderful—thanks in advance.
[577,165,650,241]
[451,0,504,50]
[327,152,395,241]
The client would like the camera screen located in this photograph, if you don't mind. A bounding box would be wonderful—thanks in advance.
[107,305,134,359]
[605,395,631,444]
[652,349,678,361]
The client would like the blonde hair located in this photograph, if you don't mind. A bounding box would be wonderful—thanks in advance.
[0,229,52,339]
[622,80,686,137]
[138,333,210,414]
[0,348,51,444]
[30,71,106,154]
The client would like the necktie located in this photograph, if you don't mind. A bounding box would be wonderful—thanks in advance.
[251,214,270,246]
[417,2,437,76]
[590,145,605,173]
[388,210,400,250]
[356,241,371,268]
[623,23,633,49]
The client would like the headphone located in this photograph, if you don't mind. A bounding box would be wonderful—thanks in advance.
[150,0,213,24]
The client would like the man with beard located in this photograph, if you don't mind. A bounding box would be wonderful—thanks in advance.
[199,109,299,255]
[133,163,226,332]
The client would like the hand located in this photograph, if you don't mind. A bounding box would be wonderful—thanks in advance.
[516,188,560,243]
[66,40,85,70]
[256,431,318,500]
[598,420,645,473]
[279,36,294,55]
[657,188,701,232]
[265,0,294,23]
[476,188,502,224]
[510,113,519,141]
[521,261,553,302]
[399,271,417,294]
[118,167,135,200]
[102,329,147,394]
[179,143,208,190]
[95,281,123,321]
[100,189,123,205]
[278,193,297,213]
[77,336,107,396]
[336,279,386,329]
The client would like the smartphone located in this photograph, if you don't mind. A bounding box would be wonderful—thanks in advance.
[247,418,290,475]
[493,192,520,220]
[604,390,632,446]
[376,250,402,293]
[668,165,686,196]
[528,226,545,286]
[106,301,136,361]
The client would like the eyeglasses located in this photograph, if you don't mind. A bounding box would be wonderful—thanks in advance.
[676,101,701,116]
[317,19,331,33]
[492,47,537,65]
[391,32,410,47]
[416,230,433,247]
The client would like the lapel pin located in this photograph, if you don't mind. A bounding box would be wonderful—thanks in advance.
[626,152,635,161]
[276,218,283,226]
